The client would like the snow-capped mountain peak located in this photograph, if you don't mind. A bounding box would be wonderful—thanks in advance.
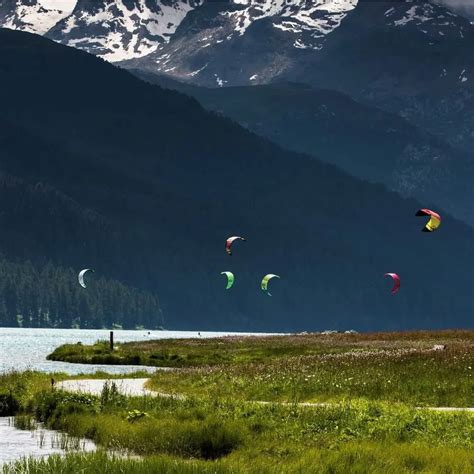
[47,0,202,62]
[0,0,361,61]
[224,0,358,50]
[0,0,76,35]
[0,0,472,71]
[0,0,203,61]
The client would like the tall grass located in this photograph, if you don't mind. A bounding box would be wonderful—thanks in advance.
[28,388,474,460]
[148,343,474,406]
[0,371,51,415]
[5,443,474,474]
[13,413,38,430]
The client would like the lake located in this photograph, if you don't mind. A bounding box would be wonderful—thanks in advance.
[0,327,271,375]
[0,417,95,466]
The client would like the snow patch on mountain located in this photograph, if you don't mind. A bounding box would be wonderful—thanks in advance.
[187,65,206,77]
[1,0,472,72]
[50,0,199,62]
[391,1,468,36]
[1,0,76,35]
[214,74,227,87]
[224,0,358,49]
[394,4,433,26]
[459,68,468,82]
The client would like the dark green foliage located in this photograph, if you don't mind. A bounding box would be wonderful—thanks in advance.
[179,418,246,460]
[32,390,98,429]
[0,392,19,416]
[32,391,63,423]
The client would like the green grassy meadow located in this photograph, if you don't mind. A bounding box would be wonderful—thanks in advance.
[2,331,474,473]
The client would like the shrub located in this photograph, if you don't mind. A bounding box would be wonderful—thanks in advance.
[153,418,248,460]
[0,393,20,416]
[32,390,97,427]
[194,419,246,459]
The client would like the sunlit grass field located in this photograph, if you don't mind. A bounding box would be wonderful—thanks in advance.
[48,330,474,368]
[147,340,473,406]
[2,330,474,473]
[51,330,474,406]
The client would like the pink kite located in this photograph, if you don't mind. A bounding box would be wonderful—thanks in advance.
[225,236,246,256]
[384,273,400,295]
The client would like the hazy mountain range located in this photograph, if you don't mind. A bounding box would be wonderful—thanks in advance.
[133,73,474,226]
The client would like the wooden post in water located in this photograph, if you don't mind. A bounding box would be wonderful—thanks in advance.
[110,331,114,351]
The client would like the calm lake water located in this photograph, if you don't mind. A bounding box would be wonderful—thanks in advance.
[0,327,270,375]
[0,417,95,466]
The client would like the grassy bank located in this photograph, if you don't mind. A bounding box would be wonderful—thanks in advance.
[3,331,474,472]
[47,330,473,367]
[3,374,474,472]
[5,443,474,473]
[49,330,474,406]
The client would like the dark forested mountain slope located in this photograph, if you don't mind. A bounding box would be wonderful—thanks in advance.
[132,74,474,226]
[0,255,161,329]
[0,110,163,329]
[0,28,472,332]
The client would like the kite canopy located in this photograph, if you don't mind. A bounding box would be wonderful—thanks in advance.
[384,273,400,295]
[225,236,246,255]
[221,271,235,290]
[416,209,441,232]
[78,268,94,289]
[261,274,280,296]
